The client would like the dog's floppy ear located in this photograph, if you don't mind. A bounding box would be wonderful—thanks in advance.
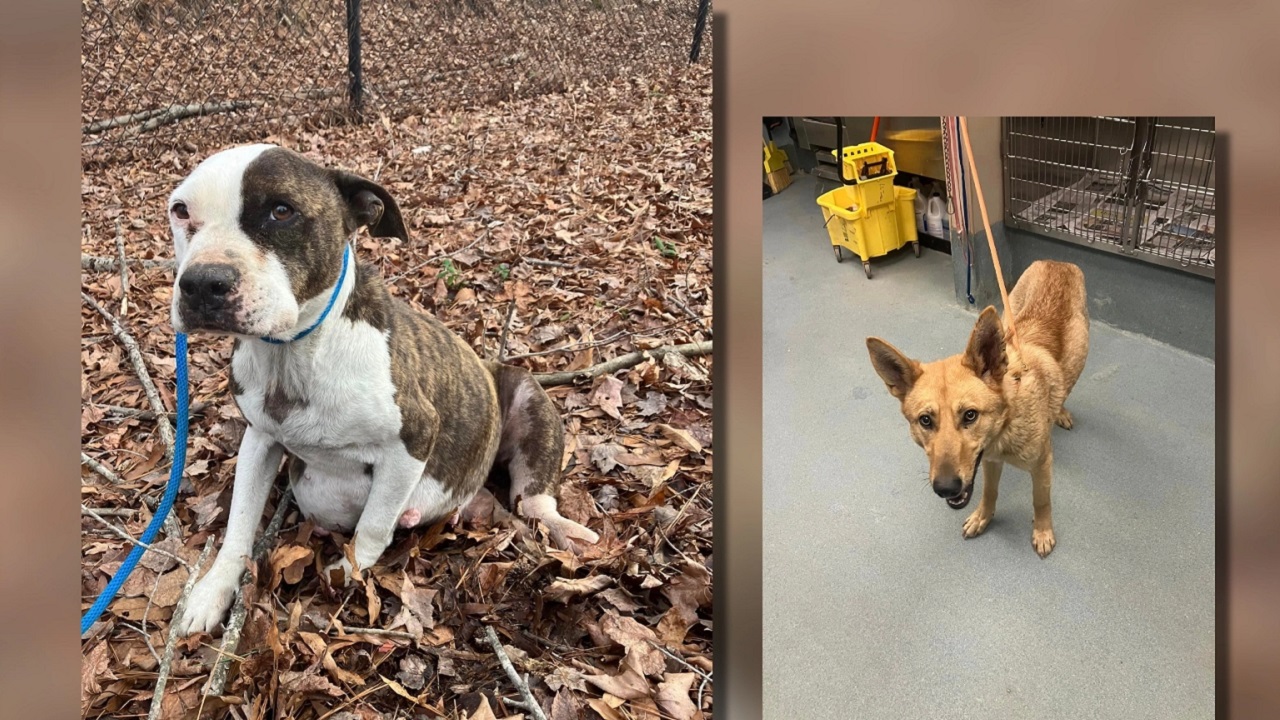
[866,337,921,400]
[963,306,1006,384]
[332,170,409,242]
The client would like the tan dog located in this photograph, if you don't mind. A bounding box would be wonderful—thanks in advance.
[866,260,1089,557]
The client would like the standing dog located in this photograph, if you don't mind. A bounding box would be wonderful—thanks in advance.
[168,144,599,636]
[866,260,1089,557]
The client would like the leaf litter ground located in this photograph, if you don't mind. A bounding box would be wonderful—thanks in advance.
[81,63,712,719]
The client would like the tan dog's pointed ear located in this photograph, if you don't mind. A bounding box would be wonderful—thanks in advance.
[866,337,921,400]
[963,306,1006,384]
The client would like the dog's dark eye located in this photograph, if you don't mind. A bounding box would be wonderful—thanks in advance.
[964,409,979,423]
[270,203,295,222]
[171,202,189,220]
[918,414,933,428]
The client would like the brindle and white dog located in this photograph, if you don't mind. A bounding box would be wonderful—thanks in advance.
[168,144,598,636]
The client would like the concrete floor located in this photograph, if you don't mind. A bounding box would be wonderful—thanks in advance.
[762,174,1215,719]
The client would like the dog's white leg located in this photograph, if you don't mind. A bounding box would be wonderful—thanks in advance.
[173,427,283,635]
[327,451,426,582]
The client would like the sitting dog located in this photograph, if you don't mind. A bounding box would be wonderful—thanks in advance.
[865,260,1089,558]
[168,144,599,635]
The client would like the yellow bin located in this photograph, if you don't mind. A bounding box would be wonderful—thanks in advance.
[817,184,920,278]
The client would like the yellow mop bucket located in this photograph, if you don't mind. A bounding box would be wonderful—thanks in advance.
[817,184,920,278]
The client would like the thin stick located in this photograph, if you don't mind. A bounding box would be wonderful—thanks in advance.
[94,400,210,421]
[116,221,130,318]
[81,507,135,518]
[82,452,123,484]
[523,257,574,269]
[669,293,710,337]
[81,254,175,272]
[504,314,711,362]
[81,292,175,460]
[81,504,190,570]
[147,537,214,720]
[496,301,517,362]
[533,341,711,386]
[204,488,293,697]
[483,625,548,720]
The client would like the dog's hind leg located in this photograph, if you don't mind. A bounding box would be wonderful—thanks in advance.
[492,364,600,550]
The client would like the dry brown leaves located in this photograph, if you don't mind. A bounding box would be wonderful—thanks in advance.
[80,19,712,720]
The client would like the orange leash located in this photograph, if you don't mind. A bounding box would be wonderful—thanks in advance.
[957,117,1021,354]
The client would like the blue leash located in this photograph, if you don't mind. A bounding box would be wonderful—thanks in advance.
[81,332,189,636]
[80,243,351,635]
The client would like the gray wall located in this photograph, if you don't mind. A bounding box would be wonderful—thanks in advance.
[1006,228,1215,359]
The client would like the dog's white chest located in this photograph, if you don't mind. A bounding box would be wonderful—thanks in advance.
[232,320,402,458]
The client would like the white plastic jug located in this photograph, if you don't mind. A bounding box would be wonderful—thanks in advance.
[926,192,945,237]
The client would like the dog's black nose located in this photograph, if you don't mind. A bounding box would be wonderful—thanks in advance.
[932,476,963,499]
[179,264,239,308]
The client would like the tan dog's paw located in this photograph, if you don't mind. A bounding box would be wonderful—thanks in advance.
[962,510,991,538]
[1032,527,1056,557]
[1055,408,1074,430]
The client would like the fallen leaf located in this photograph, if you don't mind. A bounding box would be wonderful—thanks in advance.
[592,376,625,420]
[268,544,314,588]
[585,665,651,701]
[590,443,625,474]
[636,391,667,417]
[655,673,700,720]
[545,574,612,602]
[657,424,702,454]
[602,611,665,677]
[279,667,344,697]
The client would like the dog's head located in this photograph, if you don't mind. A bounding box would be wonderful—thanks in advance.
[167,143,408,337]
[866,306,1010,510]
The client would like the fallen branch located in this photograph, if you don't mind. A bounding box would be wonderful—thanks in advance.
[81,504,190,570]
[496,301,517,362]
[82,292,175,460]
[483,625,548,720]
[148,537,214,720]
[116,220,129,317]
[533,341,711,386]
[82,452,123,484]
[96,401,210,422]
[204,487,293,697]
[81,254,175,272]
[81,107,172,135]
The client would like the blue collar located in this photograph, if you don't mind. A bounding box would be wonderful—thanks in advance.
[260,243,352,345]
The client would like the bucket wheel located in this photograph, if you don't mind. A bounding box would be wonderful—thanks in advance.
[834,245,844,263]
[913,242,921,257]
[862,261,873,279]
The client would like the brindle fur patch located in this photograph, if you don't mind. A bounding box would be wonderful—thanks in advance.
[489,362,564,499]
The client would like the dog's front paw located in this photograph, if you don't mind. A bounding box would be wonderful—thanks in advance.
[171,574,237,636]
[962,510,992,538]
[1055,407,1074,430]
[1032,527,1056,558]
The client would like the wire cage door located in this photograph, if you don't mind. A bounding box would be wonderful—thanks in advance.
[1001,117,1215,278]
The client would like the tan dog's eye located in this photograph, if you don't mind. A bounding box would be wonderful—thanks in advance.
[271,203,295,221]
[918,414,932,428]
[171,202,189,220]
[963,409,979,423]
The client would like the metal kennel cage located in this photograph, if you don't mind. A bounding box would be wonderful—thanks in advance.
[1002,117,1216,279]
